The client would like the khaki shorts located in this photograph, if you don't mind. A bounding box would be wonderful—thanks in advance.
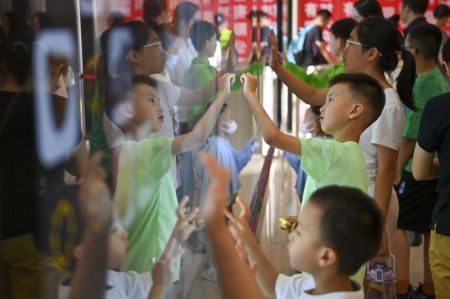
[429,229,450,299]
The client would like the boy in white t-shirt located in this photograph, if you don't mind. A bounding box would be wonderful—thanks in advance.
[58,153,199,299]
[226,186,383,299]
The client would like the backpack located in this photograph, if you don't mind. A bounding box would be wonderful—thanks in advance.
[286,24,315,64]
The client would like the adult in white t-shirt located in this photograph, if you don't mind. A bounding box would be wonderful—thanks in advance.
[359,88,405,246]
[276,274,363,299]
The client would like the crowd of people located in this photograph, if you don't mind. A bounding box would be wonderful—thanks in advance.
[1,0,450,299]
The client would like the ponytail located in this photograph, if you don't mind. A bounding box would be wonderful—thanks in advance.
[396,48,417,111]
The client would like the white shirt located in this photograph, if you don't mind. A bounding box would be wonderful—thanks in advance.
[59,270,152,299]
[171,38,197,85]
[276,274,363,299]
[359,88,405,180]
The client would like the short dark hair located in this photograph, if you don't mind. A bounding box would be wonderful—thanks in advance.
[433,4,450,19]
[309,186,383,276]
[105,75,159,125]
[330,18,357,40]
[317,9,332,19]
[329,73,386,128]
[0,42,31,86]
[354,0,383,19]
[190,20,217,52]
[143,0,167,21]
[407,23,442,60]
[402,0,429,15]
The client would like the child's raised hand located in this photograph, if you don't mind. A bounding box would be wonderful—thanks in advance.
[223,196,252,242]
[173,196,199,244]
[78,151,112,231]
[218,73,236,96]
[240,73,258,97]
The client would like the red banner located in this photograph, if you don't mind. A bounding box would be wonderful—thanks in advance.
[122,0,288,61]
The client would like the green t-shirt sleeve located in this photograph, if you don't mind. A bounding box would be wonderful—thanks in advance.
[300,138,336,181]
[403,108,421,140]
[136,138,175,179]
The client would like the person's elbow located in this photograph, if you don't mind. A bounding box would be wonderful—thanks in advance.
[262,129,279,147]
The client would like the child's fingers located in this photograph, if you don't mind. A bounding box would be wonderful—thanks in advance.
[223,208,239,223]
[176,196,190,218]
[236,196,250,221]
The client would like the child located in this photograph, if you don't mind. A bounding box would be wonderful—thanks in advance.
[241,72,384,283]
[182,20,235,128]
[108,73,233,273]
[201,103,259,202]
[394,23,450,299]
[59,153,199,299]
[198,103,258,281]
[413,93,450,299]
[241,72,384,207]
[225,185,383,298]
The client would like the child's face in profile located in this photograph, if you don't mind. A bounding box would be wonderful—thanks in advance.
[287,202,324,272]
[131,83,164,135]
[319,83,356,135]
[108,221,130,269]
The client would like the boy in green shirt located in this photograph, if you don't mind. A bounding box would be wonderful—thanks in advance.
[107,74,234,273]
[395,23,450,299]
[241,72,385,284]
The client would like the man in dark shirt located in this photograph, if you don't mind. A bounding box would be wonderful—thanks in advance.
[413,93,450,299]
[401,0,429,37]
[298,9,332,68]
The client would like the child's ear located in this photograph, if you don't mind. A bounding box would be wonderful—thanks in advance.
[73,245,83,260]
[119,103,135,119]
[317,247,338,268]
[349,103,364,119]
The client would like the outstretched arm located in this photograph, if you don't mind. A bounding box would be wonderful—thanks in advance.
[69,152,111,299]
[202,153,265,299]
[172,74,235,155]
[241,73,302,156]
[224,197,279,298]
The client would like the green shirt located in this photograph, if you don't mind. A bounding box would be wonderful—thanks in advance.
[300,138,369,284]
[404,67,450,172]
[285,61,345,89]
[182,57,218,127]
[115,138,177,273]
[300,138,369,206]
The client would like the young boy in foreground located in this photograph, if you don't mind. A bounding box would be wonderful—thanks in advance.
[225,186,383,298]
